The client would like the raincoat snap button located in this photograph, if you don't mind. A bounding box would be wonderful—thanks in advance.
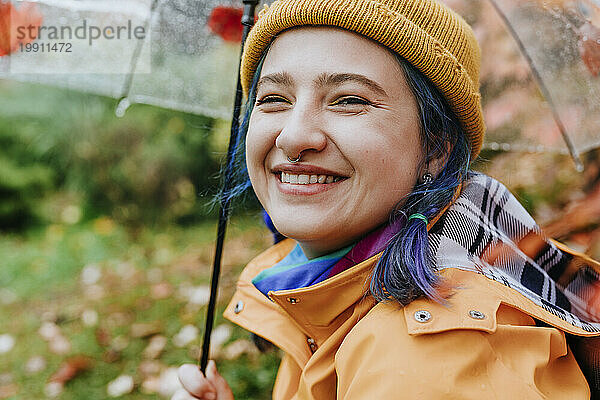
[307,337,317,353]
[469,310,485,320]
[234,300,244,314]
[414,310,432,323]
[287,297,299,304]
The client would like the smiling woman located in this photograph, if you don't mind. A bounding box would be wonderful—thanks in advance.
[247,27,425,258]
[174,0,600,399]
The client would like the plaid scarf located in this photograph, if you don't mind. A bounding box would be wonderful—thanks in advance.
[431,172,600,331]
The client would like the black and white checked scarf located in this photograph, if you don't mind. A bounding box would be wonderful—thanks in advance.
[429,173,600,332]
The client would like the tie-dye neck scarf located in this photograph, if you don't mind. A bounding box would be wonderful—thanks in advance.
[252,220,404,298]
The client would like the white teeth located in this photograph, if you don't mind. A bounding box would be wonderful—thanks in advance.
[280,173,343,185]
[298,174,309,184]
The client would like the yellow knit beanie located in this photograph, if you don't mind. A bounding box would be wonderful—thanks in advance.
[240,0,485,159]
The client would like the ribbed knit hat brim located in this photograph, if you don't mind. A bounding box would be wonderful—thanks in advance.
[240,0,485,159]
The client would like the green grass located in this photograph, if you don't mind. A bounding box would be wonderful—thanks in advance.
[0,214,279,399]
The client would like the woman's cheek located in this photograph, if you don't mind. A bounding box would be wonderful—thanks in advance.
[246,122,273,183]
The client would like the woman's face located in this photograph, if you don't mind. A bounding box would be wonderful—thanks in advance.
[246,27,424,258]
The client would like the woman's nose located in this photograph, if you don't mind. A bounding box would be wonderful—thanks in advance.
[275,104,327,159]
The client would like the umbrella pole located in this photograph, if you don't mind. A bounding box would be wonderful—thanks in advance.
[488,0,585,172]
[199,0,260,374]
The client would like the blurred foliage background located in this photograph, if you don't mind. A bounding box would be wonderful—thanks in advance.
[0,80,223,230]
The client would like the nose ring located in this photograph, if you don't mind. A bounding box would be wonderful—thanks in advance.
[287,153,302,163]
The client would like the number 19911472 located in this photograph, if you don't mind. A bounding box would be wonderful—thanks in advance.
[19,42,73,53]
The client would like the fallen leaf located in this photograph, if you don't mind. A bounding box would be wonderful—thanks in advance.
[48,356,92,384]
[140,376,160,394]
[44,382,63,398]
[0,334,15,354]
[81,309,99,327]
[0,383,18,398]
[157,368,182,398]
[173,325,198,348]
[138,360,163,377]
[38,322,60,341]
[25,356,47,374]
[131,322,162,338]
[111,335,129,352]
[151,282,172,299]
[80,264,102,285]
[48,335,71,355]
[106,375,134,397]
[0,288,17,305]
[143,335,167,359]
[95,327,111,347]
[209,324,232,356]
[222,339,259,360]
[102,349,121,364]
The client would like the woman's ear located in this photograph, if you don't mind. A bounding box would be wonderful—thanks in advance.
[426,141,453,179]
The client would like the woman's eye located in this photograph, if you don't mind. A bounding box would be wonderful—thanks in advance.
[330,97,371,107]
[255,95,290,106]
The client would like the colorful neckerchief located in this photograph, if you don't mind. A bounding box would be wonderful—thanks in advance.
[252,219,404,298]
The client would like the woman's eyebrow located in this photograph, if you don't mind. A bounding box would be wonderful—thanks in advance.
[256,71,388,97]
[256,72,294,91]
[315,73,388,96]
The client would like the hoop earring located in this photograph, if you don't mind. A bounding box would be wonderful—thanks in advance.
[421,172,433,185]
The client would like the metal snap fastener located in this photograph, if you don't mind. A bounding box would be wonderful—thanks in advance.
[307,337,317,353]
[234,300,244,314]
[287,297,299,304]
[469,310,485,320]
[414,310,432,323]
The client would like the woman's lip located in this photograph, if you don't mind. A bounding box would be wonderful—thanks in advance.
[271,163,348,177]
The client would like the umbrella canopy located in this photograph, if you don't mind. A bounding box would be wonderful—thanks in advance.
[457,0,600,166]
[0,0,250,119]
[1,0,598,162]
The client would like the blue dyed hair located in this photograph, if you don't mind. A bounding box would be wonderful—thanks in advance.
[369,55,471,305]
[220,46,471,305]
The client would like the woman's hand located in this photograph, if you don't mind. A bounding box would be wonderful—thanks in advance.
[172,360,234,400]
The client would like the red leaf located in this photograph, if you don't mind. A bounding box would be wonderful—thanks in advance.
[207,6,243,43]
[48,356,92,384]
[0,1,43,57]
[578,21,600,77]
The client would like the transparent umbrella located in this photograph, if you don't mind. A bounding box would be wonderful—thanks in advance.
[2,0,599,167]
[0,0,252,119]
[448,0,600,170]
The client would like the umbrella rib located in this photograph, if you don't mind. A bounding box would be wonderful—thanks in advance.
[487,0,585,171]
[116,0,161,115]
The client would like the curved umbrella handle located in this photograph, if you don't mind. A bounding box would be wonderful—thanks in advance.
[199,0,261,374]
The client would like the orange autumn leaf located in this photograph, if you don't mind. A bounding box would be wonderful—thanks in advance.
[0,1,42,57]
[578,21,600,77]
[48,356,93,385]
